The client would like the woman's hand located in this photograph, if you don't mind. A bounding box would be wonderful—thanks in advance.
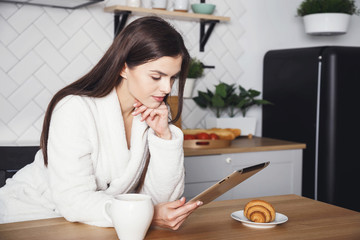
[152,197,203,230]
[132,100,172,140]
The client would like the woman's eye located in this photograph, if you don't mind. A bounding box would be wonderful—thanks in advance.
[151,76,161,80]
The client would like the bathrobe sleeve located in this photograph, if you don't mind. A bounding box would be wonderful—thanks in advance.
[141,125,185,204]
[47,96,113,227]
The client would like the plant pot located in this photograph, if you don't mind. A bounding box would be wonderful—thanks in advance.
[184,78,196,99]
[303,13,351,35]
[205,117,256,136]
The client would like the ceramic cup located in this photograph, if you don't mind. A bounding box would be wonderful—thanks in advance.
[104,194,154,240]
[142,0,152,8]
[126,0,141,7]
[151,0,167,10]
[174,0,189,12]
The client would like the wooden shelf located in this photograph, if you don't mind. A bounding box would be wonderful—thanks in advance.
[104,5,230,22]
[104,5,230,52]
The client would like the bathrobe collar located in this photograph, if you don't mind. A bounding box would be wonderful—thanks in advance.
[95,88,149,195]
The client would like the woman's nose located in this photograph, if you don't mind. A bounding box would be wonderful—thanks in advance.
[160,78,171,94]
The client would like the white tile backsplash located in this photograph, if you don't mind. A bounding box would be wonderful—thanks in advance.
[60,30,92,61]
[34,65,66,94]
[0,121,17,143]
[34,39,67,73]
[0,69,17,97]
[0,16,17,45]
[34,13,68,49]
[15,125,40,145]
[0,3,18,19]
[59,9,91,37]
[222,52,243,79]
[83,18,113,51]
[8,101,42,136]
[8,76,43,111]
[43,6,69,24]
[7,5,44,33]
[33,89,52,111]
[8,51,43,85]
[59,54,92,84]
[0,43,18,72]
[0,94,17,123]
[83,42,104,65]
[8,25,43,59]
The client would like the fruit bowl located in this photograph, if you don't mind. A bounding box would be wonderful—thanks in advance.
[191,3,216,15]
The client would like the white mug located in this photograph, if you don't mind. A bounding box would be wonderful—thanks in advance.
[104,194,154,240]
[151,0,167,10]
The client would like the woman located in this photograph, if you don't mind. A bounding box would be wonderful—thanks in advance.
[0,16,201,230]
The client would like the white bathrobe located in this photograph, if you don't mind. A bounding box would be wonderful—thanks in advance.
[0,88,184,226]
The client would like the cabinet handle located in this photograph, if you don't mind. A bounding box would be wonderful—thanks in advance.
[225,157,232,164]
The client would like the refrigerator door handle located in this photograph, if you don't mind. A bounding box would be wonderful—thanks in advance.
[314,56,322,201]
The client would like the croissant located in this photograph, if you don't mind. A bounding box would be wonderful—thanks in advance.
[244,200,276,223]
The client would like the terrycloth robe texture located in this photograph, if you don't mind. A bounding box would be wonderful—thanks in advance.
[0,89,185,226]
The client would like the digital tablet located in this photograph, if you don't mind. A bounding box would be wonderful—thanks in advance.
[188,161,270,205]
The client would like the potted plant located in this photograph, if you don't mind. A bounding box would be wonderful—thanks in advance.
[193,82,272,136]
[184,58,204,98]
[297,0,360,35]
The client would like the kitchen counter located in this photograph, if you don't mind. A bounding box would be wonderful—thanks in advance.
[184,136,306,157]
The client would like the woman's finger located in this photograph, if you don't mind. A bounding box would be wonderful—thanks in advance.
[168,202,201,230]
[132,105,147,116]
[140,108,154,121]
[167,197,186,208]
[171,214,189,230]
[173,200,201,217]
[133,101,142,108]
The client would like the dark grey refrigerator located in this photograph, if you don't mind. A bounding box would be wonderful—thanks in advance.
[262,46,360,212]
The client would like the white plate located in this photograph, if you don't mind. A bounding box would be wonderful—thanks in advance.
[231,210,288,229]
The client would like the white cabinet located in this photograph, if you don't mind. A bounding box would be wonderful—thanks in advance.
[184,149,302,201]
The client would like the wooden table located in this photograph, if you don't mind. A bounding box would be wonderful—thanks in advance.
[1,195,359,240]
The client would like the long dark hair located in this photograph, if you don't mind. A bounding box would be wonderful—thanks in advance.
[40,16,189,166]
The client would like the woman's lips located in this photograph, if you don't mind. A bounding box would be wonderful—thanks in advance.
[153,96,164,102]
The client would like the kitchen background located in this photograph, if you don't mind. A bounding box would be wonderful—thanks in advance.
[1,0,359,146]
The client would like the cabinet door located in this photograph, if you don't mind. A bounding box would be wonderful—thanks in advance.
[184,155,232,200]
[227,150,302,199]
[184,149,302,201]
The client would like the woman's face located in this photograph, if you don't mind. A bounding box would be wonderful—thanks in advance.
[121,55,182,108]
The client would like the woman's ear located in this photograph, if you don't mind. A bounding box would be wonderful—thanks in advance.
[119,63,128,79]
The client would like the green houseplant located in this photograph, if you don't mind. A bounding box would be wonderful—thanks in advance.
[297,0,359,35]
[193,82,272,136]
[184,58,204,98]
[297,0,359,16]
[193,82,272,118]
[187,58,204,78]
